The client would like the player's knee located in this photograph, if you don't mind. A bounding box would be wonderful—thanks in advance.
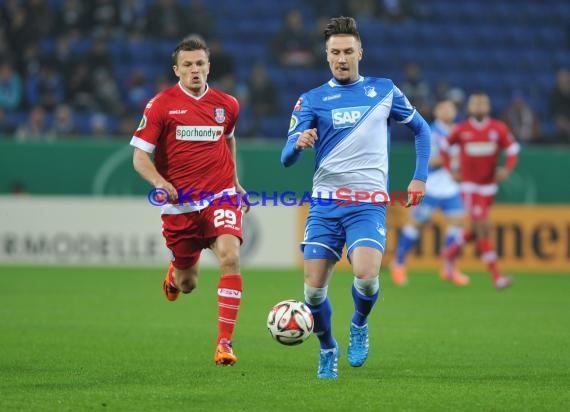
[352,261,381,279]
[304,284,328,306]
[179,276,197,294]
[353,276,380,296]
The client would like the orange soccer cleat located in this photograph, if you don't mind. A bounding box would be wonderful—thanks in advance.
[214,338,237,366]
[162,263,180,301]
[440,269,470,286]
[390,263,408,287]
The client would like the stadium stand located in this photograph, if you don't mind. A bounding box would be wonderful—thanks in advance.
[0,0,568,141]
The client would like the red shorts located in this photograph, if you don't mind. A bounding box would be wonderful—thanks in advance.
[461,192,495,222]
[161,202,243,269]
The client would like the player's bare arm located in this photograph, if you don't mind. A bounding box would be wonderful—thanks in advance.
[226,137,250,213]
[405,179,426,208]
[429,155,443,168]
[295,128,318,150]
[133,148,178,202]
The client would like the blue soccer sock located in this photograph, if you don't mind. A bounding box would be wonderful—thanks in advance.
[351,277,380,327]
[305,299,335,349]
[395,225,420,265]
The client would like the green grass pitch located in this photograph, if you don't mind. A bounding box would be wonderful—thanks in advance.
[1,266,569,412]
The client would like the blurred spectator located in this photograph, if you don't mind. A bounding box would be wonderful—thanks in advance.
[117,112,138,137]
[378,0,415,21]
[3,1,38,51]
[90,113,110,137]
[55,0,90,37]
[26,0,56,39]
[549,68,570,142]
[48,104,78,138]
[247,63,278,118]
[93,69,123,115]
[87,38,114,76]
[19,44,42,80]
[86,39,123,114]
[65,61,97,111]
[147,0,189,40]
[0,108,16,136]
[501,91,541,144]
[15,106,49,141]
[89,0,119,40]
[50,34,75,75]
[187,0,215,41]
[234,89,257,138]
[270,9,316,68]
[125,69,152,111]
[400,62,433,120]
[117,0,148,35]
[310,0,345,19]
[25,62,65,110]
[346,0,378,23]
[446,87,467,116]
[0,61,22,110]
[154,74,172,93]
[208,38,235,87]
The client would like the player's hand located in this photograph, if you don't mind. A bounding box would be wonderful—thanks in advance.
[405,179,426,208]
[451,170,462,182]
[155,180,178,203]
[495,167,510,183]
[235,181,250,213]
[295,128,318,150]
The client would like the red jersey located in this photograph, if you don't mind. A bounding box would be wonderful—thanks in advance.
[131,83,239,208]
[442,118,519,189]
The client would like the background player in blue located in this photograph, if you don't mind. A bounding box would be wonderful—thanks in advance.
[391,100,470,287]
[281,17,431,379]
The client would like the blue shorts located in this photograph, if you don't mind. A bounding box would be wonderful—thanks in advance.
[411,193,464,224]
[301,201,387,261]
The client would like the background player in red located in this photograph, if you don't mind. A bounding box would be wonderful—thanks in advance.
[440,92,520,290]
[130,36,248,365]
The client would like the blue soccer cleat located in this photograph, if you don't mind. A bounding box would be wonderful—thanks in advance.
[317,342,340,379]
[348,323,369,367]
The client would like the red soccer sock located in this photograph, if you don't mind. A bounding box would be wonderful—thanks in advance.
[444,229,473,261]
[478,237,501,281]
[217,274,242,343]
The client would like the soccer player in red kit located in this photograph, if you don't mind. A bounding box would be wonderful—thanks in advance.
[440,92,520,290]
[130,36,248,365]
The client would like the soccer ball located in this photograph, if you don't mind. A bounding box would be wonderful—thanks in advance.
[267,299,314,346]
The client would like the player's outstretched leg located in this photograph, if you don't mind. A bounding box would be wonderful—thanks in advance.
[477,237,513,290]
[305,284,338,379]
[348,277,379,367]
[214,274,242,366]
[162,263,180,301]
[391,225,419,286]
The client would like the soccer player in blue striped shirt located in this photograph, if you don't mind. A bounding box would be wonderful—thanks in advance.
[281,16,431,379]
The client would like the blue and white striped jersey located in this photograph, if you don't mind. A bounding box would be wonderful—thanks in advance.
[281,76,431,201]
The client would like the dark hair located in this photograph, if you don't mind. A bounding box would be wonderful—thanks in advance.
[324,16,361,43]
[172,35,210,65]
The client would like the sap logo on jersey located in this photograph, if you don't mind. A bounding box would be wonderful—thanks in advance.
[331,106,369,129]
[176,126,224,141]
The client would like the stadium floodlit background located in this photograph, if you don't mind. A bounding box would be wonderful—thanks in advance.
[1,1,569,411]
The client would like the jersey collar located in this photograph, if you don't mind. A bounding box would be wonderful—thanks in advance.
[328,76,364,87]
[177,82,210,100]
[468,117,490,129]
